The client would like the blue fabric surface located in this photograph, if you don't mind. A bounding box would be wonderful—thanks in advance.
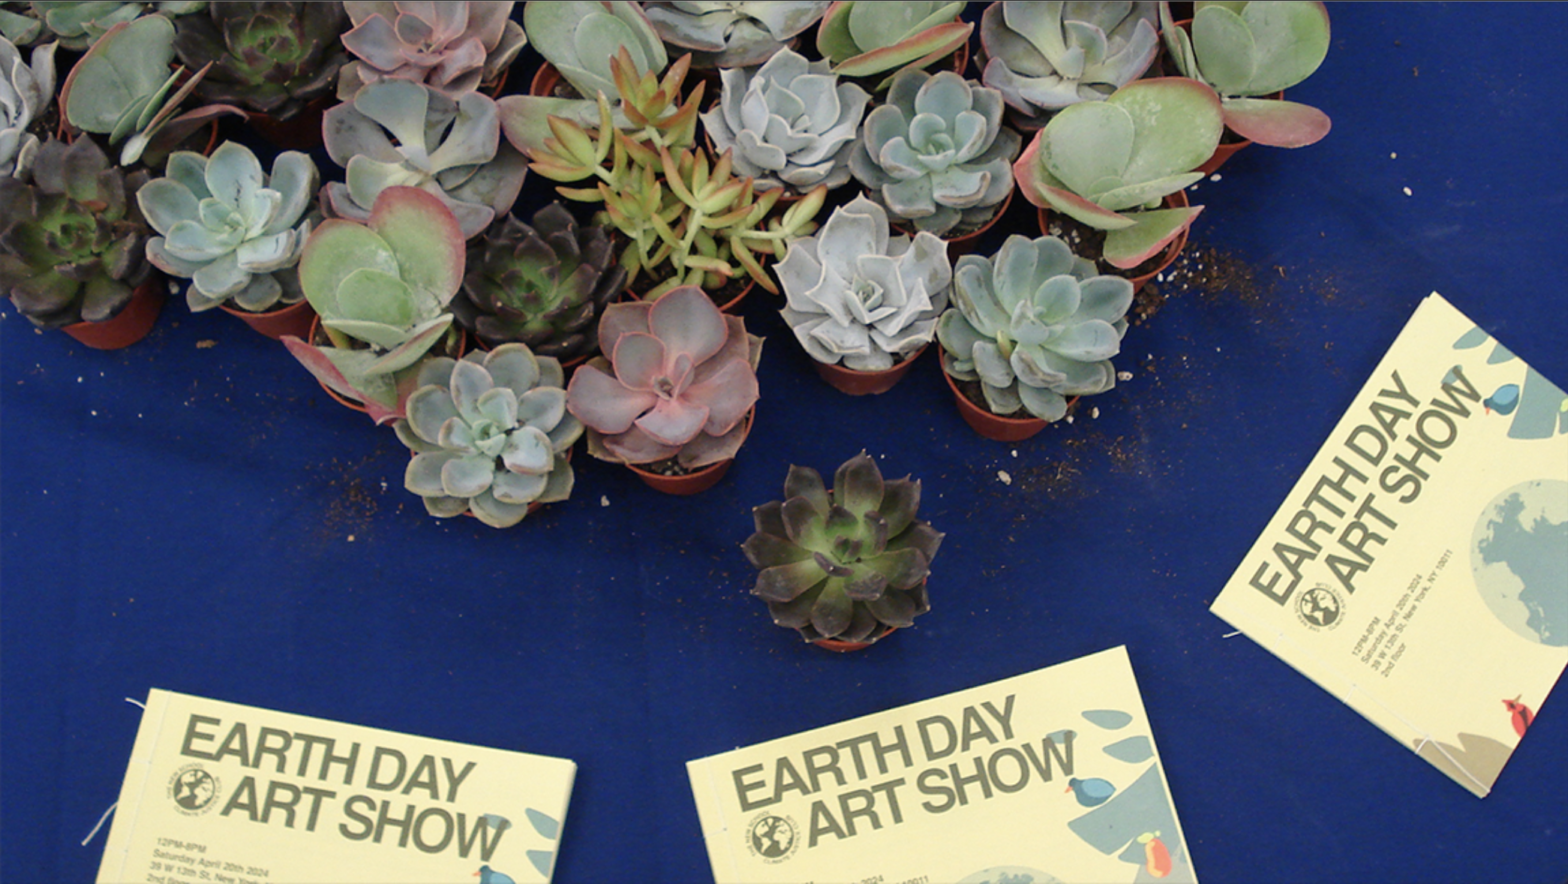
[3,4,1566,883]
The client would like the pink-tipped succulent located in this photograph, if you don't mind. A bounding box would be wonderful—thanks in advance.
[339,1,527,98]
[566,285,762,469]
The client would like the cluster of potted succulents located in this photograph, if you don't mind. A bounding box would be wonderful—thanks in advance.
[0,0,1333,650]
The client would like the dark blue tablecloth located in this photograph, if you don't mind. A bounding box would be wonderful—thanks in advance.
[4,4,1565,882]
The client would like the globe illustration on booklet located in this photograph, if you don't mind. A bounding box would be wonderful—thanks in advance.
[1470,479,1568,646]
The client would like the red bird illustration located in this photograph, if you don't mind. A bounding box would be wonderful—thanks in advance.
[1503,696,1534,738]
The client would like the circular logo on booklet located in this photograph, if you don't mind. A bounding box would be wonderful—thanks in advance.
[745,813,800,863]
[1296,584,1345,630]
[168,764,220,815]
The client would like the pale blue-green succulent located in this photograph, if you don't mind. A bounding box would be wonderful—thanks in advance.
[979,1,1159,128]
[0,35,53,178]
[137,142,317,312]
[849,68,1020,236]
[816,1,972,89]
[702,45,868,193]
[644,1,830,68]
[394,344,582,528]
[24,0,204,50]
[937,233,1132,421]
[523,0,666,100]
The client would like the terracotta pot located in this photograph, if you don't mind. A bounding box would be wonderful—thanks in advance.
[62,277,165,350]
[892,186,1014,260]
[245,97,329,152]
[624,408,754,495]
[813,624,897,653]
[941,362,1052,442]
[221,298,316,341]
[813,344,926,396]
[529,61,570,98]
[1036,189,1190,293]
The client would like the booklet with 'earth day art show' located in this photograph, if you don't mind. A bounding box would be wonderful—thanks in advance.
[688,646,1196,884]
[1211,292,1568,797]
[95,689,575,884]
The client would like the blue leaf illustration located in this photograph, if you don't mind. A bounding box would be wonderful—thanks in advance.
[527,850,555,877]
[1103,735,1154,763]
[526,807,560,840]
[1081,709,1133,729]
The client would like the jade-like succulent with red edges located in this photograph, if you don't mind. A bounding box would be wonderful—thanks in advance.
[744,451,942,646]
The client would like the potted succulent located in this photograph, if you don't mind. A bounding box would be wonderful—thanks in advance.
[565,285,761,495]
[13,1,205,50]
[816,0,973,90]
[743,451,942,651]
[281,186,467,424]
[0,34,54,180]
[1159,0,1332,172]
[978,1,1160,130]
[136,141,319,339]
[776,195,950,395]
[1012,76,1222,287]
[701,45,870,197]
[643,0,830,69]
[848,67,1021,243]
[519,0,666,100]
[322,79,528,239]
[936,233,1134,441]
[451,202,626,364]
[337,0,527,100]
[393,343,583,527]
[0,136,161,349]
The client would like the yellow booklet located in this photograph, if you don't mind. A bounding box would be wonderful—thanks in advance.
[1211,292,1568,797]
[96,689,576,884]
[687,646,1196,884]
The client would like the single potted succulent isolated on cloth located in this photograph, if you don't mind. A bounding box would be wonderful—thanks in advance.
[137,142,317,331]
[394,343,583,527]
[743,451,942,650]
[452,202,626,361]
[0,137,160,347]
[701,45,869,194]
[1159,1,1331,162]
[172,1,350,121]
[776,195,950,394]
[849,68,1021,237]
[323,79,528,239]
[1013,76,1222,273]
[565,285,762,493]
[281,186,466,424]
[937,233,1133,440]
[816,0,973,90]
[338,0,527,99]
[0,35,54,179]
[979,0,1160,129]
[643,0,830,69]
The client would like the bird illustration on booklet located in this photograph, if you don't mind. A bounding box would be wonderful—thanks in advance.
[95,690,575,884]
[686,646,1197,883]
[1211,292,1567,798]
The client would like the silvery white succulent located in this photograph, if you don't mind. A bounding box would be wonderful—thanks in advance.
[702,46,869,193]
[979,1,1160,128]
[323,79,527,239]
[644,1,830,68]
[0,36,54,179]
[937,233,1132,421]
[776,195,951,370]
[849,68,1021,236]
[137,142,318,312]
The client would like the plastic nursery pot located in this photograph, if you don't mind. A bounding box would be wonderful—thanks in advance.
[627,275,755,315]
[220,298,316,341]
[62,276,166,350]
[625,407,754,496]
[245,97,330,152]
[813,343,927,396]
[1036,189,1190,294]
[941,362,1078,443]
[894,187,1015,260]
[813,624,898,653]
[529,61,570,98]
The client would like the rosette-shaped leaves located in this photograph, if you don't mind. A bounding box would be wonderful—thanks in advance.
[282,186,465,424]
[339,1,526,99]
[323,79,527,239]
[1013,77,1221,268]
[24,0,204,50]
[452,203,626,359]
[777,195,949,370]
[644,1,830,69]
[849,68,1021,236]
[173,1,349,119]
[937,234,1131,421]
[137,143,317,313]
[816,0,971,89]
[1160,1,1331,148]
[980,1,1159,128]
[566,285,761,469]
[523,0,666,100]
[0,36,53,178]
[394,344,583,528]
[0,137,153,329]
[744,452,942,645]
[702,46,869,193]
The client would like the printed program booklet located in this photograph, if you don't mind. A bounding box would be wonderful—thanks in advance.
[1211,292,1568,797]
[96,689,576,884]
[687,646,1197,884]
